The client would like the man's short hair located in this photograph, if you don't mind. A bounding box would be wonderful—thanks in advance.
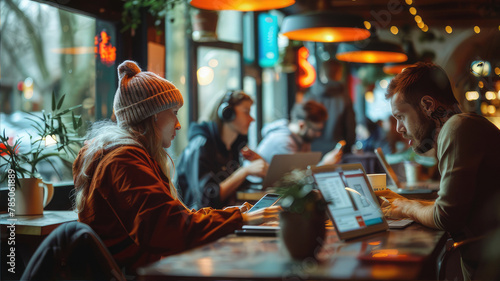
[386,62,459,107]
[290,100,328,123]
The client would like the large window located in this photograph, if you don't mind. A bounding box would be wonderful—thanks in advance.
[1,0,115,183]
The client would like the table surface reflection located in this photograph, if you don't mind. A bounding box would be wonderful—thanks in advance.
[139,224,446,280]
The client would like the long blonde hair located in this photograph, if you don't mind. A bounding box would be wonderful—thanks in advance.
[74,117,178,213]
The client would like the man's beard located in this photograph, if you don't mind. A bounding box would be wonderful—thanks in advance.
[412,111,436,154]
[300,131,315,143]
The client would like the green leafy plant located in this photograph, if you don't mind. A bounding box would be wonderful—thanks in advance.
[274,169,326,215]
[0,92,83,183]
[121,0,183,33]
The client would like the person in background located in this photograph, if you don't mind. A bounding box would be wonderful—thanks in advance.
[256,100,343,165]
[73,61,278,275]
[176,90,268,210]
[377,62,500,281]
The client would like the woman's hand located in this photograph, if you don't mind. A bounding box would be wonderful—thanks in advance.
[244,159,269,178]
[241,146,263,161]
[241,206,281,225]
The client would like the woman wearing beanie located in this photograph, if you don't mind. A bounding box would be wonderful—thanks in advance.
[176,90,269,209]
[73,61,278,274]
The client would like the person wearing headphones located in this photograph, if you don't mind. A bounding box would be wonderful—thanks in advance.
[176,90,268,209]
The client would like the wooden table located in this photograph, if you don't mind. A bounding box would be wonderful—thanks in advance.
[0,210,78,280]
[138,224,447,280]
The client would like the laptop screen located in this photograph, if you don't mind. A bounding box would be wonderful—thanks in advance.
[311,164,388,240]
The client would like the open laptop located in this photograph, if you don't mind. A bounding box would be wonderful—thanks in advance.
[374,148,440,191]
[309,163,412,240]
[250,152,322,190]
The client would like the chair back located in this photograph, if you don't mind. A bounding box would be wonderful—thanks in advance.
[21,221,126,281]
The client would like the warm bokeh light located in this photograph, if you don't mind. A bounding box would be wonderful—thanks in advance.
[390,26,399,35]
[379,79,389,89]
[481,102,488,114]
[417,21,425,29]
[422,25,429,32]
[364,21,371,29]
[282,27,371,43]
[488,105,496,114]
[414,15,422,23]
[474,26,481,33]
[409,7,417,15]
[365,91,375,103]
[197,66,214,86]
[179,75,186,85]
[495,67,500,75]
[466,91,479,101]
[445,26,452,34]
[479,81,484,88]
[405,0,412,5]
[485,91,496,100]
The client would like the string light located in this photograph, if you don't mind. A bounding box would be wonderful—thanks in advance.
[474,26,481,33]
[445,26,452,34]
[409,7,417,15]
[465,91,479,101]
[391,26,399,35]
[485,91,496,100]
[364,21,371,29]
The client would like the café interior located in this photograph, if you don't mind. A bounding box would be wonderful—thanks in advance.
[1,0,500,280]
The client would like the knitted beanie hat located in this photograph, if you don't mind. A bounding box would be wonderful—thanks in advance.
[113,60,183,126]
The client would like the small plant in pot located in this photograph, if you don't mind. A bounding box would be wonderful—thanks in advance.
[274,169,327,260]
[0,93,83,215]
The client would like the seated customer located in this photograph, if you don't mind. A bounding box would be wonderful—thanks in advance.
[176,90,268,210]
[256,100,342,165]
[73,61,278,274]
[377,62,500,281]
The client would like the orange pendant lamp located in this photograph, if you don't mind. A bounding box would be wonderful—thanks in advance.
[189,0,295,11]
[336,37,407,64]
[383,40,418,75]
[280,11,370,43]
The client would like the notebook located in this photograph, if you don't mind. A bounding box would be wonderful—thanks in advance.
[374,148,440,191]
[250,152,322,190]
[309,163,412,240]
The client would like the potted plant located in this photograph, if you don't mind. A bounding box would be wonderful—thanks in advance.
[0,92,83,215]
[274,169,327,260]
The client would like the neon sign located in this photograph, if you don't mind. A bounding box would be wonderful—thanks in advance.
[297,46,316,88]
[95,30,116,66]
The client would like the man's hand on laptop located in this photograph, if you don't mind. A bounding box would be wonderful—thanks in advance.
[242,206,281,225]
[375,189,411,219]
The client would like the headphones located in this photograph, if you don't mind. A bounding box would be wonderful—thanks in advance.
[217,90,237,122]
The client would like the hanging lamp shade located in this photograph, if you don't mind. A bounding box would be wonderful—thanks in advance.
[189,0,295,11]
[280,11,371,42]
[336,39,408,64]
[383,40,418,74]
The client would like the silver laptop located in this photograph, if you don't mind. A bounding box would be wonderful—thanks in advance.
[374,148,440,191]
[310,163,412,240]
[260,152,322,190]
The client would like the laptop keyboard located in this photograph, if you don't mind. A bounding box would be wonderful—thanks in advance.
[387,219,414,229]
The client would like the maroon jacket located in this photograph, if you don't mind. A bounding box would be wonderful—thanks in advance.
[73,145,243,273]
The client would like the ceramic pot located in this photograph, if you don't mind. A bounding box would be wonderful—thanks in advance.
[279,207,326,260]
[14,178,54,216]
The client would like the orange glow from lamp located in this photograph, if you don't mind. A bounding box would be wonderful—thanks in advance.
[336,39,407,64]
[297,46,316,88]
[190,0,294,11]
[281,12,370,42]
